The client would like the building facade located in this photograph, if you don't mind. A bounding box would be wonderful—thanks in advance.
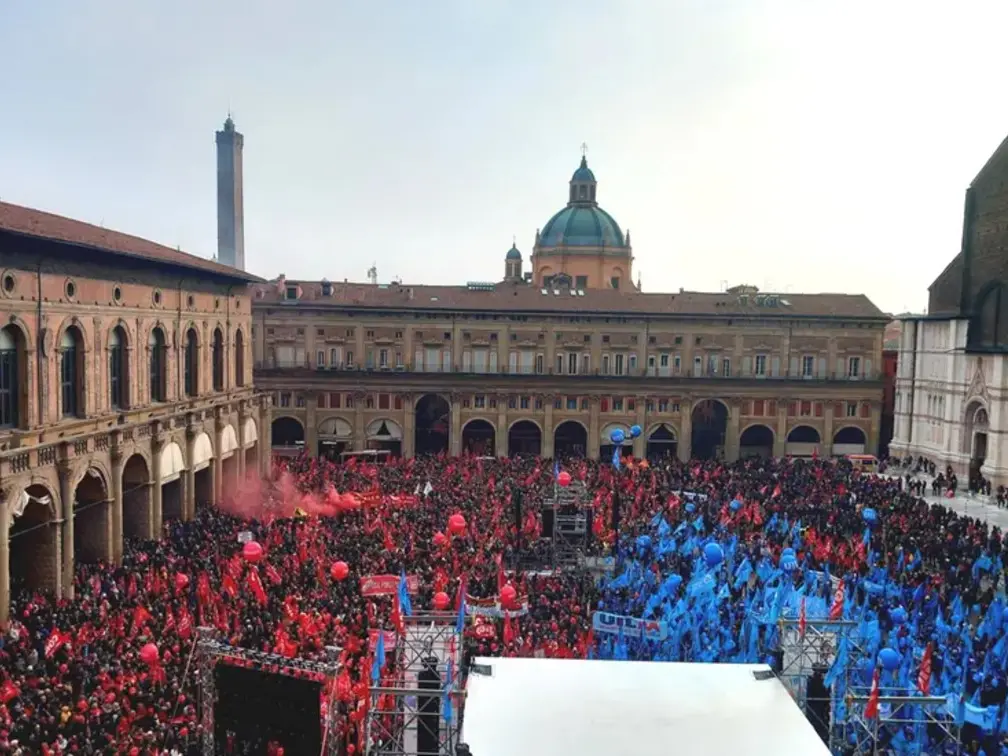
[890,131,1008,487]
[0,201,271,625]
[879,320,901,457]
[253,157,888,464]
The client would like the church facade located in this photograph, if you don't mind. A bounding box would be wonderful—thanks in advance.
[253,154,889,462]
[890,132,1008,486]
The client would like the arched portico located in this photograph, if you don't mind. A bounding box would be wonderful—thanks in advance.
[739,424,774,458]
[160,441,185,523]
[192,431,214,512]
[832,426,867,456]
[646,423,678,460]
[786,425,821,457]
[691,399,728,460]
[508,420,542,456]
[242,416,259,475]
[220,423,240,497]
[415,394,450,456]
[122,453,152,541]
[7,483,59,602]
[367,418,404,457]
[73,467,111,564]
[554,420,588,458]
[461,419,495,455]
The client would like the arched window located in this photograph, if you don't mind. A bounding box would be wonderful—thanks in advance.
[212,327,224,392]
[149,327,166,402]
[0,326,19,428]
[108,326,127,409]
[184,328,198,397]
[60,327,83,418]
[234,329,245,387]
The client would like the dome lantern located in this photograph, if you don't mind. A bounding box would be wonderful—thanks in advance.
[569,144,597,205]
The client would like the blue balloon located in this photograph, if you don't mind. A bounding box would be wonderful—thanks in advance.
[891,606,907,626]
[730,498,742,511]
[610,428,626,445]
[685,502,696,513]
[703,542,724,568]
[629,424,642,439]
[781,555,797,571]
[862,508,877,524]
[636,534,652,550]
[781,547,795,559]
[878,647,900,672]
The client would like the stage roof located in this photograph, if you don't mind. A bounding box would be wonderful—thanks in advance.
[460,658,830,756]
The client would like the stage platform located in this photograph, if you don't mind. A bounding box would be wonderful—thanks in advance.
[460,658,830,756]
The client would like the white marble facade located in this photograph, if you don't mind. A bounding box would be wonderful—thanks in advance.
[890,317,1008,485]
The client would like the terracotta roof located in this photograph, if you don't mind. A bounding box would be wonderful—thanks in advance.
[0,201,261,282]
[255,279,887,320]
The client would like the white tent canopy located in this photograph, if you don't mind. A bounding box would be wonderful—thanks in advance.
[461,658,830,756]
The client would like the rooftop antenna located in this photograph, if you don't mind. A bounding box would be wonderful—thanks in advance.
[367,264,378,286]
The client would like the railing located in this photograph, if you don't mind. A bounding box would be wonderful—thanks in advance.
[254,358,883,382]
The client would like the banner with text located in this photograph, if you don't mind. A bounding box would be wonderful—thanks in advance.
[360,574,420,597]
[368,629,398,651]
[592,611,669,641]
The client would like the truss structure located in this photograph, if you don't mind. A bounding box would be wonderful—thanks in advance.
[774,618,962,754]
[844,693,962,755]
[364,611,465,756]
[194,626,343,756]
[546,481,590,568]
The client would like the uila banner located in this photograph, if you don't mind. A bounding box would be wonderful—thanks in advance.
[360,574,420,597]
[592,611,669,641]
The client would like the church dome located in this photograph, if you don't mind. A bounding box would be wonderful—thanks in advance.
[506,243,522,260]
[537,154,628,249]
[540,206,625,247]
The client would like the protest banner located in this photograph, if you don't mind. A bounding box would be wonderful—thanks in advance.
[592,611,669,641]
[360,574,420,597]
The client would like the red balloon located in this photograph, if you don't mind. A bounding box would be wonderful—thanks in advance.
[433,591,450,610]
[140,642,159,666]
[557,471,572,487]
[500,583,518,608]
[331,561,350,581]
[175,572,190,591]
[432,531,447,548]
[242,541,264,563]
[448,513,466,536]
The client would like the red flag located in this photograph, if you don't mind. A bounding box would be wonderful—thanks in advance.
[917,643,932,695]
[247,567,268,605]
[829,580,845,620]
[864,667,881,719]
[265,564,283,585]
[178,609,193,640]
[503,614,514,646]
[221,573,238,598]
[496,553,505,594]
[798,598,807,638]
[0,680,19,704]
[132,605,153,630]
[44,629,64,659]
[392,592,404,635]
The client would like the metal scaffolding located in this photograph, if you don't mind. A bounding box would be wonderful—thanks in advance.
[546,481,590,568]
[773,618,962,754]
[194,626,343,756]
[364,611,465,756]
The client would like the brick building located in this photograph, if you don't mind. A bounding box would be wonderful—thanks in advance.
[253,156,888,463]
[892,131,1008,486]
[0,201,271,625]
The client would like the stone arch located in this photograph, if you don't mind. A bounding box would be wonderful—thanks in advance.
[415,393,450,455]
[691,399,729,460]
[318,416,353,439]
[367,418,404,441]
[57,318,87,417]
[191,431,214,471]
[122,453,152,541]
[271,416,305,448]
[787,425,821,443]
[106,317,134,348]
[461,418,495,455]
[0,321,29,429]
[963,398,989,463]
[739,423,775,458]
[645,422,678,460]
[3,315,34,353]
[242,416,258,448]
[507,419,542,456]
[74,466,110,564]
[7,481,59,595]
[832,425,867,456]
[553,419,588,458]
[54,314,89,354]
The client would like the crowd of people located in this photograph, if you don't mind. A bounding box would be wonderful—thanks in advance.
[1,451,1007,754]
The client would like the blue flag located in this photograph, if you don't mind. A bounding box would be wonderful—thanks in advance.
[612,445,621,469]
[456,590,466,634]
[398,570,413,616]
[371,631,385,682]
[554,460,560,480]
[443,658,455,723]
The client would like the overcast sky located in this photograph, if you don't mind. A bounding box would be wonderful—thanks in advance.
[2,1,1007,315]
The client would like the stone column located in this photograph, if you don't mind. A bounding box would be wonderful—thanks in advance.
[259,399,272,478]
[213,410,225,505]
[678,402,693,461]
[495,395,508,457]
[633,397,647,459]
[869,401,882,457]
[587,396,600,460]
[151,432,163,538]
[449,393,462,456]
[725,401,741,463]
[402,394,416,458]
[824,402,836,457]
[111,447,124,564]
[543,394,555,458]
[0,505,9,628]
[237,406,248,480]
[58,462,74,600]
[306,394,319,456]
[774,401,788,457]
[353,393,366,451]
[184,425,196,521]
